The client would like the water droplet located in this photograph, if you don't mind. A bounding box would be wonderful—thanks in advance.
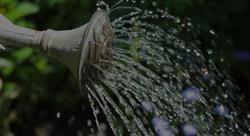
[87,119,92,126]
[207,49,213,55]
[247,114,250,118]
[223,94,228,99]
[96,0,109,10]
[90,128,95,133]
[220,57,224,62]
[187,22,192,27]
[68,116,75,125]
[209,30,215,35]
[56,112,61,118]
[235,123,239,129]
[152,2,158,7]
[176,18,181,23]
[162,74,168,78]
[140,0,145,4]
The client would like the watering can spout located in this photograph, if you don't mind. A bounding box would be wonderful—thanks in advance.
[38,25,88,76]
[0,10,115,79]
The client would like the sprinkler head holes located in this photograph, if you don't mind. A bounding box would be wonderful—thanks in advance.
[79,9,115,84]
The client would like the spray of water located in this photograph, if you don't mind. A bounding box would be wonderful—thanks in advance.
[81,0,250,135]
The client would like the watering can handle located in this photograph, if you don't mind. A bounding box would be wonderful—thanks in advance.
[0,14,45,50]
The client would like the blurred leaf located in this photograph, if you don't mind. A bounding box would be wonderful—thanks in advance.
[130,38,140,61]
[0,58,13,68]
[3,83,20,100]
[12,48,33,63]
[15,19,35,27]
[0,78,3,91]
[35,57,49,73]
[6,2,39,21]
[47,0,67,6]
[0,58,14,75]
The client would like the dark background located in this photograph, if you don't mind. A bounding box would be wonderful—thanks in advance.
[0,0,250,135]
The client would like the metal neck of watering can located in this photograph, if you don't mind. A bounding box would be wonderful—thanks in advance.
[0,17,43,49]
[0,14,88,77]
[37,25,88,76]
[0,9,114,80]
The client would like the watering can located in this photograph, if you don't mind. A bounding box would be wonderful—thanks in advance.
[0,9,115,83]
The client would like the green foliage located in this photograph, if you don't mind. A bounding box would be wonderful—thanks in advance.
[0,0,95,134]
[0,1,55,135]
[6,2,39,21]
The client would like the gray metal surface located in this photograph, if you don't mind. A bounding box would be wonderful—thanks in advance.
[0,14,42,49]
[0,10,115,81]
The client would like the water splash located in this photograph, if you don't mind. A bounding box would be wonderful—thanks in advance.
[81,0,250,135]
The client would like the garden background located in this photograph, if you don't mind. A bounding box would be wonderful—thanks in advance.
[0,0,250,135]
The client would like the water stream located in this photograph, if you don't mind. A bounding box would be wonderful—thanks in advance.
[82,0,250,135]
